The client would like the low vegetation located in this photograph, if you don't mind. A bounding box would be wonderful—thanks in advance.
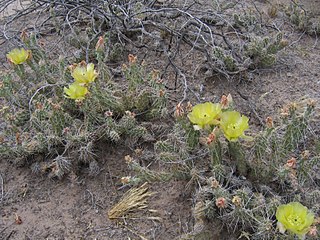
[0,0,319,239]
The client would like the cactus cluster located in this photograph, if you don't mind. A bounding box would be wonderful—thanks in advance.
[284,1,320,35]
[127,98,319,239]
[0,34,167,179]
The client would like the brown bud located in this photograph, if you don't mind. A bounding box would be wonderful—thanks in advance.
[174,103,184,118]
[266,116,273,128]
[122,63,128,71]
[75,99,84,106]
[38,38,46,47]
[210,178,220,189]
[128,54,137,64]
[134,148,143,156]
[125,111,136,118]
[220,95,228,109]
[27,50,32,61]
[288,102,297,112]
[186,101,193,112]
[215,197,227,209]
[159,89,165,97]
[151,69,160,80]
[308,226,318,237]
[307,99,316,108]
[207,132,216,145]
[301,150,310,160]
[95,36,105,52]
[124,155,133,164]
[68,63,78,72]
[268,5,278,18]
[220,94,233,109]
[15,132,22,145]
[314,217,320,224]
[50,102,61,111]
[15,213,22,225]
[279,39,289,48]
[35,102,44,110]
[156,79,164,84]
[20,29,29,43]
[232,196,242,207]
[104,111,113,117]
[120,176,131,184]
[79,60,87,68]
[62,127,70,135]
[286,157,297,169]
[280,107,289,118]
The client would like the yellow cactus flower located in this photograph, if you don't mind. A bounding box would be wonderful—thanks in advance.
[64,82,88,100]
[187,102,221,129]
[220,111,249,142]
[6,48,31,65]
[71,62,98,85]
[276,202,314,239]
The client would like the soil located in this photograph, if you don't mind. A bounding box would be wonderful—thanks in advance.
[0,1,319,240]
[0,146,194,240]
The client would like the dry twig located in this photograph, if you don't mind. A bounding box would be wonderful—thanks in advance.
[1,0,285,104]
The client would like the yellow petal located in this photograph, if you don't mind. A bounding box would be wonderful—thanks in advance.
[220,111,249,141]
[187,102,221,129]
[6,48,30,65]
[71,62,97,84]
[276,202,314,237]
[64,83,88,100]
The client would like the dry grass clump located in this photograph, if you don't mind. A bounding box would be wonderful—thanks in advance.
[108,182,158,220]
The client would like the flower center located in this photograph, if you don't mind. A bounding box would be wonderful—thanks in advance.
[288,215,302,226]
[228,124,237,130]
